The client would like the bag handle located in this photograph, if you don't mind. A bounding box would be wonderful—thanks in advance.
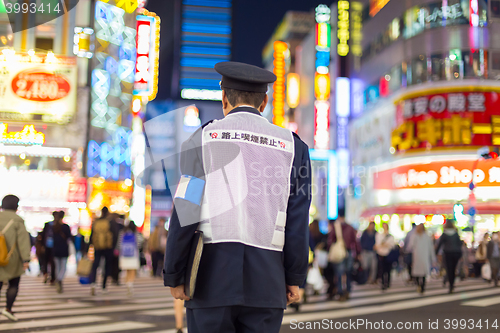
[334,221,344,244]
[1,219,14,235]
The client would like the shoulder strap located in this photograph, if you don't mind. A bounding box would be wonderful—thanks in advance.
[1,219,14,235]
[334,222,344,243]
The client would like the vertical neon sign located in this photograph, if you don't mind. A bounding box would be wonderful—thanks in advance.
[314,4,331,150]
[272,41,287,127]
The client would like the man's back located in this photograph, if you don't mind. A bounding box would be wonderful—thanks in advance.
[0,210,31,280]
[92,218,113,250]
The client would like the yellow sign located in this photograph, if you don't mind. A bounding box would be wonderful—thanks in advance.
[286,73,300,109]
[273,41,287,127]
[337,1,350,56]
[350,2,363,57]
[99,0,138,13]
[0,124,45,145]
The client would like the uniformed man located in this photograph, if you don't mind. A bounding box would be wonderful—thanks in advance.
[164,61,311,333]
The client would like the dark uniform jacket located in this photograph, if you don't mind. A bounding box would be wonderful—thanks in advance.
[164,107,311,309]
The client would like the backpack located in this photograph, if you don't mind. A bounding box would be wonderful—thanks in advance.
[121,232,137,257]
[92,219,113,250]
[0,220,16,267]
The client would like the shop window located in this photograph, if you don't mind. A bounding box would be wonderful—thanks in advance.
[493,0,500,17]
[411,55,427,85]
[492,52,500,71]
[463,49,486,78]
[35,37,53,51]
[430,54,446,81]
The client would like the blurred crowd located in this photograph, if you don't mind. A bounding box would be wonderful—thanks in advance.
[292,216,500,311]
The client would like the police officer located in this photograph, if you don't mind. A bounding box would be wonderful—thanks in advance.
[164,61,311,333]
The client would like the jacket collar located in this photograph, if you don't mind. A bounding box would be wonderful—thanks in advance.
[227,106,261,116]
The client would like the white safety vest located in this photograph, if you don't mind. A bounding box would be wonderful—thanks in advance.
[199,111,295,251]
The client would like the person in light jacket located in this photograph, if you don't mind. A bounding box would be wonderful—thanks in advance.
[374,223,395,290]
[0,195,31,322]
[408,224,436,293]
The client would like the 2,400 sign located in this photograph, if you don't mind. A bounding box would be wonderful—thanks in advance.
[11,71,70,102]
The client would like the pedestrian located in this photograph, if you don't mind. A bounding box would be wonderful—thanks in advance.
[149,219,167,277]
[408,224,436,294]
[374,223,395,290]
[474,234,489,278]
[435,221,462,293]
[35,231,45,276]
[360,221,378,284]
[0,195,31,321]
[109,214,124,286]
[323,221,336,299]
[487,231,500,287]
[89,206,117,295]
[52,211,73,293]
[41,211,57,284]
[74,227,86,266]
[117,220,144,296]
[403,223,416,282]
[328,216,360,301]
[163,61,311,333]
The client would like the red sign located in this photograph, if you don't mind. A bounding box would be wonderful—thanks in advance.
[68,178,88,203]
[134,18,151,94]
[12,70,70,102]
[374,159,500,190]
[392,91,500,152]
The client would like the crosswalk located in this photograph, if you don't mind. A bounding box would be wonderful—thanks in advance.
[0,274,498,332]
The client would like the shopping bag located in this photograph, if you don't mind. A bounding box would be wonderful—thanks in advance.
[351,259,368,285]
[79,276,90,285]
[77,257,93,277]
[482,263,491,280]
[307,263,324,291]
[315,249,328,269]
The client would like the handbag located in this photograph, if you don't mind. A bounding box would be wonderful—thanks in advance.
[328,222,346,264]
[482,262,491,280]
[77,257,93,277]
[307,263,324,291]
[315,249,329,269]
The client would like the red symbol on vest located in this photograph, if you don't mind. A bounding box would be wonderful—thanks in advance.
[211,133,218,138]
[280,142,286,148]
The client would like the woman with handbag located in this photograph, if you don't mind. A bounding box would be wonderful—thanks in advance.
[52,211,73,293]
[374,223,395,291]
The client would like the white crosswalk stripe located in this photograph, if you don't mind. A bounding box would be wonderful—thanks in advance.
[1,274,497,332]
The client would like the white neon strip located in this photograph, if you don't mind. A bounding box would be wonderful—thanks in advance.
[181,89,222,101]
[0,145,72,157]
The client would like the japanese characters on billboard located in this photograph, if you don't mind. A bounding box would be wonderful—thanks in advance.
[0,54,77,124]
[391,90,500,153]
[374,159,500,190]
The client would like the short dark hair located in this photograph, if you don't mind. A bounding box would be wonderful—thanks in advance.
[2,195,19,211]
[223,88,266,108]
[127,220,137,233]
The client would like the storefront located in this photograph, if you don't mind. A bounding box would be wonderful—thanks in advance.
[348,85,500,244]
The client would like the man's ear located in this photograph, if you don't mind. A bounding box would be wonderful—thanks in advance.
[259,94,269,113]
[222,90,229,110]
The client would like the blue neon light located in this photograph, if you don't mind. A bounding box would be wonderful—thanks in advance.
[180,78,220,89]
[181,46,231,56]
[182,35,231,44]
[183,11,231,21]
[182,23,231,34]
[309,149,338,220]
[315,50,330,68]
[181,57,227,68]
[183,0,231,8]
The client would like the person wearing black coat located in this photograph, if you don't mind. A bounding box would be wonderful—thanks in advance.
[52,211,74,293]
[436,221,462,293]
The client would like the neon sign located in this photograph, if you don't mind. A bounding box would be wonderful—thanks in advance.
[286,73,300,109]
[369,0,390,17]
[87,127,132,181]
[134,10,160,101]
[73,27,94,59]
[314,4,331,150]
[98,0,138,14]
[0,124,45,145]
[337,1,350,56]
[350,2,363,57]
[272,41,287,128]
